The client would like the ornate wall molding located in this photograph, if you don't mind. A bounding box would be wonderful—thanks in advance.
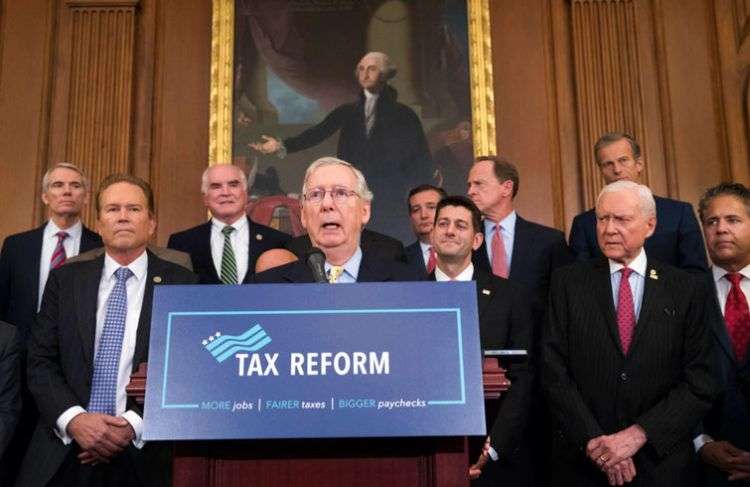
[570,0,648,206]
[468,0,496,155]
[64,0,139,223]
[209,0,234,165]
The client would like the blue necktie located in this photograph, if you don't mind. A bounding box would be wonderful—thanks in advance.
[88,267,133,415]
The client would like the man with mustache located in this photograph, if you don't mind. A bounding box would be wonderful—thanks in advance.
[167,164,290,284]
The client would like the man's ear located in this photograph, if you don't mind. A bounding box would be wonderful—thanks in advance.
[472,232,483,251]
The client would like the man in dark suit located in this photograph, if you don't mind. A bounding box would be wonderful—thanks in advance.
[17,173,198,487]
[250,52,433,242]
[467,156,571,310]
[428,195,533,486]
[404,184,446,273]
[167,164,289,284]
[0,162,101,483]
[254,157,422,284]
[0,321,21,485]
[695,182,750,485]
[568,132,708,273]
[543,180,718,486]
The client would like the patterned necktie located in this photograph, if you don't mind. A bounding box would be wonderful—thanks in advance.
[50,231,69,269]
[220,226,238,284]
[617,267,636,355]
[328,266,344,284]
[491,224,509,278]
[88,267,133,415]
[426,246,437,274]
[724,273,750,363]
[364,96,376,136]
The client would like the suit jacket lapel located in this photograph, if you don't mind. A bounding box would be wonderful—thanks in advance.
[473,269,493,320]
[75,256,104,370]
[132,251,162,369]
[29,224,46,312]
[592,258,623,354]
[81,226,102,252]
[197,222,220,282]
[704,273,738,365]
[508,216,528,281]
[357,251,393,282]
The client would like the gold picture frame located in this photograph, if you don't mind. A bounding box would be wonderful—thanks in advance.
[208,0,496,165]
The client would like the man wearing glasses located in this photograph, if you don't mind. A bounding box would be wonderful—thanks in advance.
[254,157,422,284]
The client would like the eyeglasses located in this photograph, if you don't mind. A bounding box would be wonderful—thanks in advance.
[303,187,360,205]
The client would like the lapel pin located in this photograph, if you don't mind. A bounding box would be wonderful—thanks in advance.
[255,234,263,241]
[649,269,658,280]
[482,289,491,295]
[153,276,162,283]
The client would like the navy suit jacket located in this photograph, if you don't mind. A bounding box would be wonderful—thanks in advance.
[569,195,708,273]
[253,249,423,284]
[286,229,406,264]
[702,272,750,485]
[17,251,198,487]
[167,219,290,284]
[404,241,426,272]
[0,223,102,345]
[473,215,572,314]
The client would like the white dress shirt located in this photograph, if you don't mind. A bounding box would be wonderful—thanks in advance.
[38,220,83,310]
[419,241,432,270]
[324,247,363,283]
[434,263,474,282]
[608,248,647,320]
[210,215,250,283]
[55,251,149,448]
[483,211,516,269]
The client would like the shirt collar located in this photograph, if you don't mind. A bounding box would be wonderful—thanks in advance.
[435,263,474,282]
[103,249,148,282]
[363,90,379,100]
[211,215,248,232]
[712,263,750,283]
[45,219,82,239]
[608,247,647,277]
[483,211,516,235]
[325,247,363,281]
[419,240,431,254]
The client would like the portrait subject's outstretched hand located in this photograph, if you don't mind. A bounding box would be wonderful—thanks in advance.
[249,135,281,155]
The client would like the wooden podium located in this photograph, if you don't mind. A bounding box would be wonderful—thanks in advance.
[127,359,509,487]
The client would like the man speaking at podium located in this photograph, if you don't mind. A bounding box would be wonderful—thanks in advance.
[254,157,422,284]
[17,174,197,487]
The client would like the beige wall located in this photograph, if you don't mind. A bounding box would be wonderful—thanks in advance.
[0,0,747,245]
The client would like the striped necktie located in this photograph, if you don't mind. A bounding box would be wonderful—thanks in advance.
[220,226,238,284]
[50,231,69,269]
[88,267,133,415]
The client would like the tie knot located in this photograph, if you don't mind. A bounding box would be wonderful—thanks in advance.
[56,231,69,241]
[114,267,133,282]
[328,265,344,284]
[222,225,235,237]
[621,267,633,279]
[726,272,743,286]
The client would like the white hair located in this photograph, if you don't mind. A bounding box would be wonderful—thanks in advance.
[200,164,248,194]
[300,157,374,203]
[596,180,656,217]
[356,52,397,81]
[41,162,89,193]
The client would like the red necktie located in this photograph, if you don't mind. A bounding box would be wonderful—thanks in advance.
[491,224,509,278]
[426,246,437,274]
[50,231,69,270]
[724,273,750,363]
[617,267,635,355]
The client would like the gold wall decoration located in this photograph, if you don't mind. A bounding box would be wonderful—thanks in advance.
[571,0,647,207]
[208,0,496,165]
[209,0,234,165]
[65,0,139,225]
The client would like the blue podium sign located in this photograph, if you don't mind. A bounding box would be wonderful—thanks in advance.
[143,282,486,441]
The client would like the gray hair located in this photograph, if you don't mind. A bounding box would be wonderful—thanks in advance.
[596,180,656,217]
[41,162,89,193]
[200,164,248,194]
[356,52,397,81]
[300,157,374,203]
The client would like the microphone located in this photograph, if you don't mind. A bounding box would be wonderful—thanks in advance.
[305,247,328,283]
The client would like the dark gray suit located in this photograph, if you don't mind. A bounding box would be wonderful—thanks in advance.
[702,271,750,486]
[0,321,20,483]
[16,251,198,487]
[543,258,718,486]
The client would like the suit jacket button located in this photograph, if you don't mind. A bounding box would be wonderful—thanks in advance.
[620,372,628,382]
